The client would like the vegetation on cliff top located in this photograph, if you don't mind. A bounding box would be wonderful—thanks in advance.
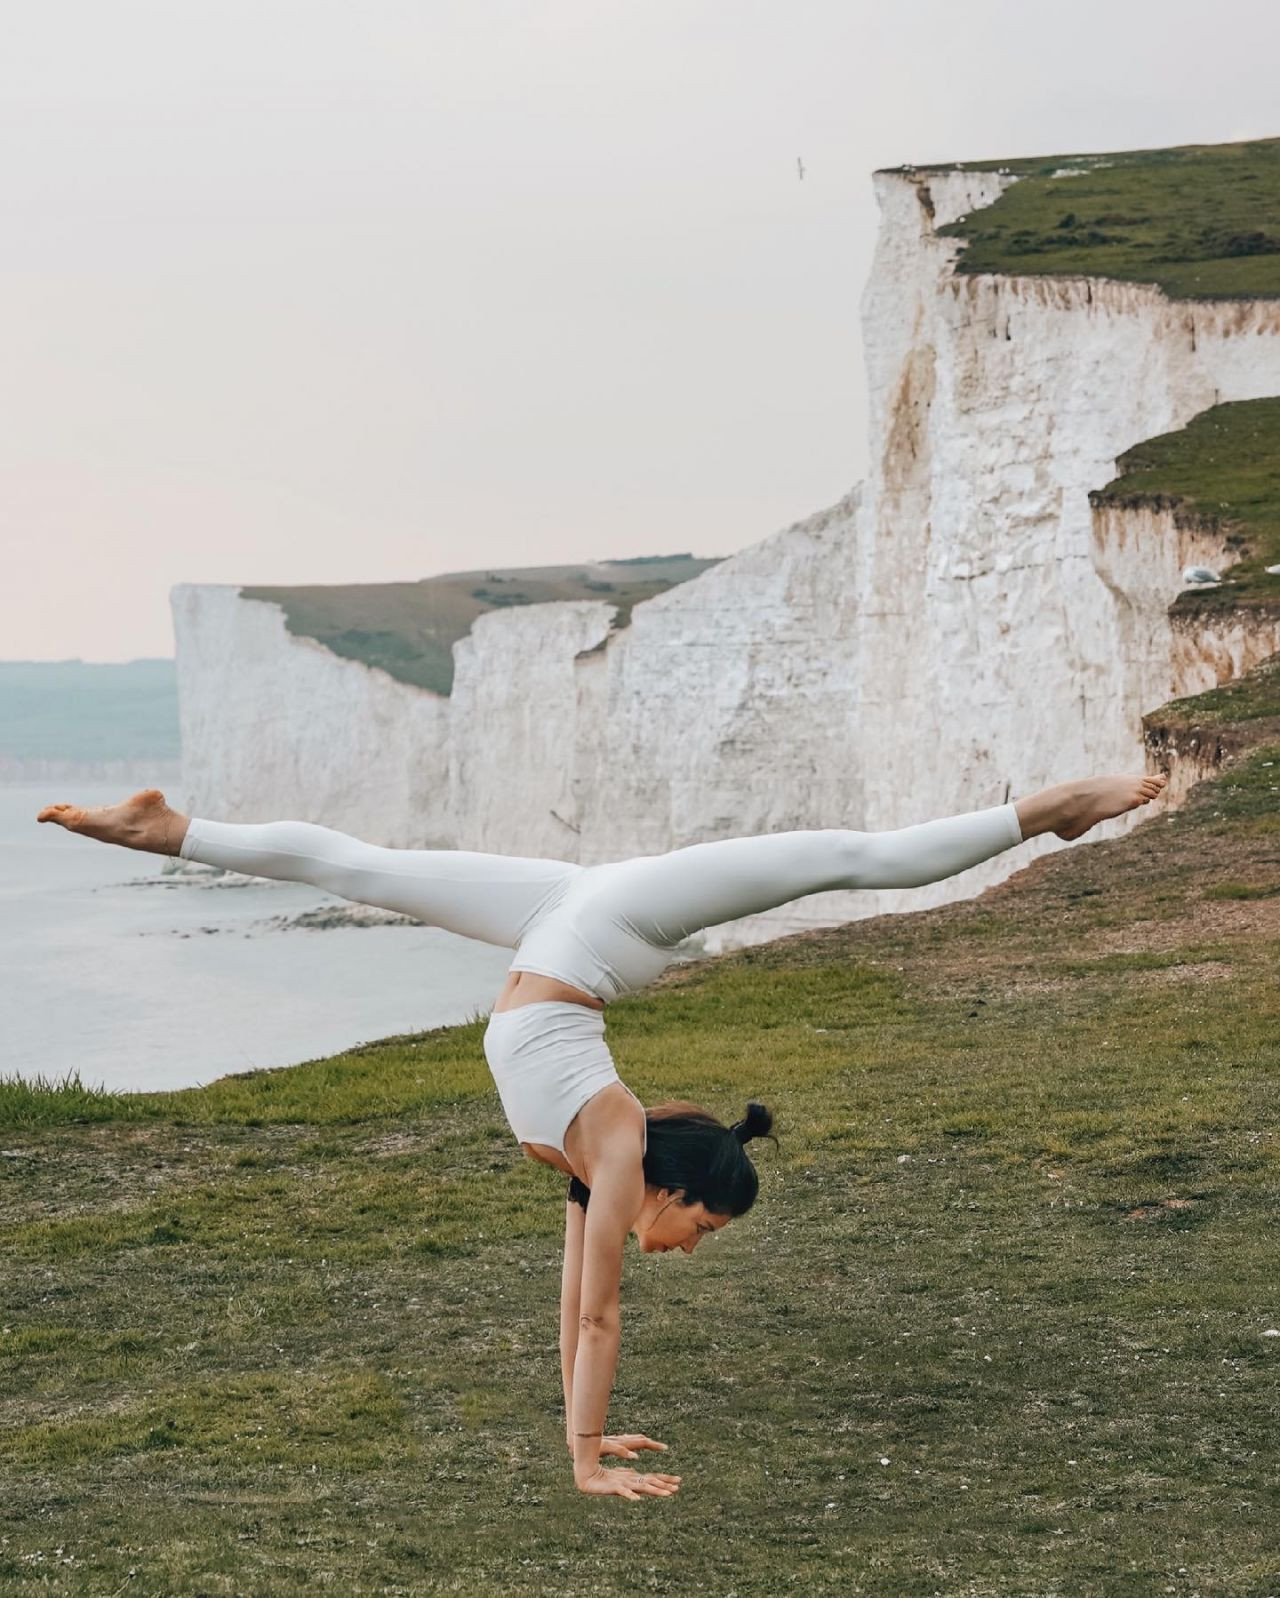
[920,135,1280,300]
[1148,650,1280,746]
[3,657,1278,1592]
[242,554,721,696]
[1091,397,1280,618]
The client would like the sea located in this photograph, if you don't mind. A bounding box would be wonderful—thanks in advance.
[0,783,514,1094]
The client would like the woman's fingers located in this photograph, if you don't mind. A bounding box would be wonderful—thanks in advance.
[582,1465,682,1500]
[602,1432,669,1461]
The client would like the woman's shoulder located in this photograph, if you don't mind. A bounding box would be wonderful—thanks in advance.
[565,1080,648,1213]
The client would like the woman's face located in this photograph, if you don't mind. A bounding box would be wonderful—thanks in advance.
[632,1188,732,1254]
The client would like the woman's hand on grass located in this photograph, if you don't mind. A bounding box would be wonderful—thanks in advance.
[566,1432,669,1461]
[574,1464,682,1500]
[601,1432,671,1462]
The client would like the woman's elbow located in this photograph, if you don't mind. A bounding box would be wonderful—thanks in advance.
[578,1311,620,1337]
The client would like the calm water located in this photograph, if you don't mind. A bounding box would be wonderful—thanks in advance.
[0,785,514,1093]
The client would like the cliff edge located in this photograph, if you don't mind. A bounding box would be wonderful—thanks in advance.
[173,136,1280,952]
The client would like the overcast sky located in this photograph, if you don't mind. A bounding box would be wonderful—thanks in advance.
[3,0,1277,661]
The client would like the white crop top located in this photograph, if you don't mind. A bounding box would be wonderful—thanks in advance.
[483,1001,648,1158]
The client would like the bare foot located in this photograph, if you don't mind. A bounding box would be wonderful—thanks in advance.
[36,788,188,856]
[1046,773,1168,841]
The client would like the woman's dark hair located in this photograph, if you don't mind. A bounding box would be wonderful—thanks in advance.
[568,1099,776,1215]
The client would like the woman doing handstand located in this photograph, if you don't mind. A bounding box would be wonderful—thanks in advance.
[38,770,1165,1500]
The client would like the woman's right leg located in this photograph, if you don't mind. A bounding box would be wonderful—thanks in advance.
[37,789,578,950]
[178,817,579,948]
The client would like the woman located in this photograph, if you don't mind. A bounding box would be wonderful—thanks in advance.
[37,771,1165,1500]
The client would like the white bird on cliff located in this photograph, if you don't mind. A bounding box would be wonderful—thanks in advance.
[1181,565,1222,588]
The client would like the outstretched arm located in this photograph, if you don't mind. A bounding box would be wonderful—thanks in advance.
[570,1156,637,1486]
[562,1185,676,1474]
[560,1197,586,1453]
[569,1152,680,1500]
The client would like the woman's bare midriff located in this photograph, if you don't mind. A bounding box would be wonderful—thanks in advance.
[492,970,604,1014]
[491,971,615,1178]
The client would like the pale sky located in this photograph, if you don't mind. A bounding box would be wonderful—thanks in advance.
[3,0,1277,661]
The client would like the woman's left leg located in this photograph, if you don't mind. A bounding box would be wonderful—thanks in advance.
[592,774,1165,948]
[595,801,1024,948]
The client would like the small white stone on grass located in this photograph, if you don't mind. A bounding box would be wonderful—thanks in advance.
[879,1456,891,1466]
[1263,1328,1279,1338]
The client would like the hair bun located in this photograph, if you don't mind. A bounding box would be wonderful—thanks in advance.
[731,1100,774,1145]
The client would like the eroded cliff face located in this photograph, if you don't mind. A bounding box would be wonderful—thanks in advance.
[449,599,617,860]
[852,172,1280,844]
[173,165,1280,954]
[1092,503,1280,760]
[172,585,451,848]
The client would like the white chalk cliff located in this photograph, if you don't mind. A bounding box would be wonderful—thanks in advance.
[173,164,1280,955]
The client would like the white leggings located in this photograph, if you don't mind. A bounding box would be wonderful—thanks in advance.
[180,802,1024,1000]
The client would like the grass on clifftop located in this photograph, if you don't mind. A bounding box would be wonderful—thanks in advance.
[1153,651,1280,735]
[925,135,1280,300]
[1091,397,1280,618]
[241,554,720,696]
[2,676,1279,1594]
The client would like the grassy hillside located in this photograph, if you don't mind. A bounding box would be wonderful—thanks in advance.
[911,136,1280,300]
[1090,397,1280,617]
[242,554,722,696]
[2,660,1277,1593]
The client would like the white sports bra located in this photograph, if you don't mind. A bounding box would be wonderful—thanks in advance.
[483,1001,647,1158]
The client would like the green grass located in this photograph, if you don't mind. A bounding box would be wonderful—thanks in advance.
[923,135,1280,300]
[0,1022,495,1130]
[241,554,721,696]
[1092,398,1280,618]
[1152,651,1280,734]
[3,698,1280,1592]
